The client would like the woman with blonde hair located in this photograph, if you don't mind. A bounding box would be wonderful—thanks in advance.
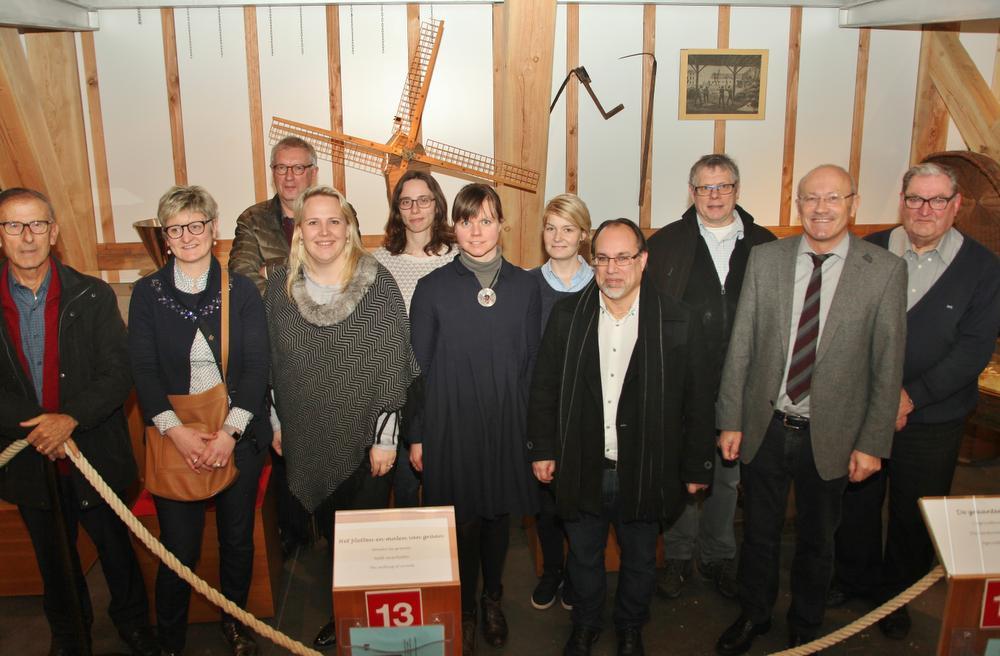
[129,185,270,655]
[265,185,419,648]
[527,193,594,612]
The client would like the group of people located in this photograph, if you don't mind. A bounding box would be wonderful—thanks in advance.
[0,137,997,656]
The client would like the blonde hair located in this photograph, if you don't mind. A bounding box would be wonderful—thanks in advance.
[542,193,592,258]
[286,185,363,297]
[157,185,219,224]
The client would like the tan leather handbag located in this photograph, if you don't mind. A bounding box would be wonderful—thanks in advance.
[144,270,239,501]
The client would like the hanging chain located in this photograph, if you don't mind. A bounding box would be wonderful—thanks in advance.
[380,5,385,55]
[430,5,434,22]
[217,7,224,58]
[185,8,193,59]
[349,5,355,56]
[267,7,274,57]
[299,6,304,56]
[136,8,142,25]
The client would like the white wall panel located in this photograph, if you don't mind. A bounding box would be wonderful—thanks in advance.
[945,29,998,151]
[726,6,789,226]
[577,4,643,227]
[93,9,174,244]
[544,4,568,206]
[791,8,856,217]
[175,7,253,238]
[651,5,718,228]
[857,27,920,223]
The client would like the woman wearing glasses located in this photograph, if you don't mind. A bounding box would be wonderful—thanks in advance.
[265,186,419,649]
[526,193,593,612]
[409,183,541,655]
[129,186,270,655]
[373,171,456,508]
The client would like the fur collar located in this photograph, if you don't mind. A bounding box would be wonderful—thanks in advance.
[290,252,378,326]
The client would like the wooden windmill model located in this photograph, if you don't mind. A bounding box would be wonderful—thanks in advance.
[270,19,539,198]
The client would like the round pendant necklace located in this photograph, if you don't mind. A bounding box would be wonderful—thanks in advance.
[477,266,501,308]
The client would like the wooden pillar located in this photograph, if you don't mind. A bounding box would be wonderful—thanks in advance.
[495,0,557,267]
[714,6,730,154]
[244,7,267,203]
[0,28,98,273]
[910,26,951,165]
[326,5,346,193]
[848,27,870,202]
[161,8,187,185]
[639,5,655,229]
[566,4,579,195]
[778,7,802,227]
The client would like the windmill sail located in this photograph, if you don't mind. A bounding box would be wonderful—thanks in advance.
[270,118,388,177]
[423,140,539,193]
[392,19,444,143]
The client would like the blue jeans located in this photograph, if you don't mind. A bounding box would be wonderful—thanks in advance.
[563,470,659,631]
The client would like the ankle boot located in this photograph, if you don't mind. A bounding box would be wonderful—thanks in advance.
[461,610,477,655]
[480,590,508,647]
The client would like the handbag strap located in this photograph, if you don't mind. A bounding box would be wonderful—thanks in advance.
[220,268,229,382]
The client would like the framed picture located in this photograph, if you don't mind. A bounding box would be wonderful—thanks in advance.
[679,49,768,120]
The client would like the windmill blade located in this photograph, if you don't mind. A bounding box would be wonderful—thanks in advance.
[270,117,390,176]
[392,19,444,145]
[421,139,539,193]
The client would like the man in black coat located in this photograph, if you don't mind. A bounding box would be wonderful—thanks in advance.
[528,218,716,656]
[832,163,1000,638]
[646,154,776,600]
[0,188,157,656]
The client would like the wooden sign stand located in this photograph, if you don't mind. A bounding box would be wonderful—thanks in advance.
[332,507,461,655]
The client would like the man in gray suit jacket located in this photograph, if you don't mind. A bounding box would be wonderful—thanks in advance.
[713,165,907,655]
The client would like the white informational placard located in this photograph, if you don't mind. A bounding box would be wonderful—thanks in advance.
[919,496,1000,577]
[333,507,457,589]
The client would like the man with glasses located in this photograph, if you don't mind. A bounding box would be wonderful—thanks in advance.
[230,135,318,293]
[714,165,906,654]
[646,154,776,601]
[832,162,1000,639]
[528,218,715,655]
[0,188,158,655]
[230,136,318,560]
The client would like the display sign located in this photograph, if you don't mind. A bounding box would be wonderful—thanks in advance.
[983,580,1000,629]
[348,625,446,656]
[366,589,424,627]
[920,496,1000,576]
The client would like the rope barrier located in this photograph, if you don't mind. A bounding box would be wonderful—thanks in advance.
[0,438,321,656]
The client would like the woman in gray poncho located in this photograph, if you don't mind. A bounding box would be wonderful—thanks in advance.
[265,185,419,648]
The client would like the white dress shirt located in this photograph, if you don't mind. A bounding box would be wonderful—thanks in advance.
[598,291,640,462]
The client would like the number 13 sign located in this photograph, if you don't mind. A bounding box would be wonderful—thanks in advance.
[365,589,424,627]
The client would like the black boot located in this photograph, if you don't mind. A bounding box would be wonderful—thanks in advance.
[461,610,477,656]
[221,620,258,656]
[480,589,508,647]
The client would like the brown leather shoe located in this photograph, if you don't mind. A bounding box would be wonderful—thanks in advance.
[461,611,477,655]
[221,620,259,656]
[480,591,508,647]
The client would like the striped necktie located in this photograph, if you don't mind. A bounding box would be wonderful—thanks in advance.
[786,253,831,404]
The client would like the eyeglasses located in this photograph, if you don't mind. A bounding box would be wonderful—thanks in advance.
[0,220,53,236]
[798,193,856,207]
[593,253,641,267]
[163,219,214,240]
[692,183,736,196]
[903,194,956,211]
[271,163,314,176]
[399,196,435,210]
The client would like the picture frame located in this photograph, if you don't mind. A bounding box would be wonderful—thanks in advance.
[679,48,769,120]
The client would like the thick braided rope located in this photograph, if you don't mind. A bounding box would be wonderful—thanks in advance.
[768,564,946,655]
[0,439,321,656]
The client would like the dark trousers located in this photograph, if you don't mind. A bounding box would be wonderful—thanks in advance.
[391,443,421,508]
[456,514,510,615]
[835,419,964,601]
[738,415,847,637]
[537,482,567,574]
[152,440,265,651]
[271,449,311,545]
[19,477,149,650]
[563,470,659,632]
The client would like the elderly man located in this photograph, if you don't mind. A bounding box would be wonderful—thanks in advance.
[647,153,776,600]
[229,135,318,292]
[528,218,715,656]
[832,163,1000,639]
[0,188,158,655]
[714,165,907,654]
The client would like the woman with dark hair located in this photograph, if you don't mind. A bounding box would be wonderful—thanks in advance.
[373,170,456,508]
[129,185,270,655]
[409,183,541,655]
[266,185,419,649]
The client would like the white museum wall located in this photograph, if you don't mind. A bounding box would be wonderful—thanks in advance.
[945,29,998,152]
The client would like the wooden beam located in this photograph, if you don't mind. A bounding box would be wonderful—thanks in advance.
[496,1,557,267]
[0,28,97,272]
[405,4,422,148]
[566,3,579,195]
[778,7,802,227]
[926,29,1000,162]
[639,4,655,229]
[24,31,100,273]
[848,27,870,204]
[244,7,267,203]
[326,5,346,194]
[492,3,505,177]
[910,25,952,165]
[714,5,730,154]
[160,8,187,185]
[993,23,1000,101]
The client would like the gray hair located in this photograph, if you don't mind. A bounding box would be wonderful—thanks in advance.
[688,153,740,187]
[902,162,958,195]
[270,135,317,167]
[0,187,55,222]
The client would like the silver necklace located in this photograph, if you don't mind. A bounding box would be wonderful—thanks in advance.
[477,266,501,308]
